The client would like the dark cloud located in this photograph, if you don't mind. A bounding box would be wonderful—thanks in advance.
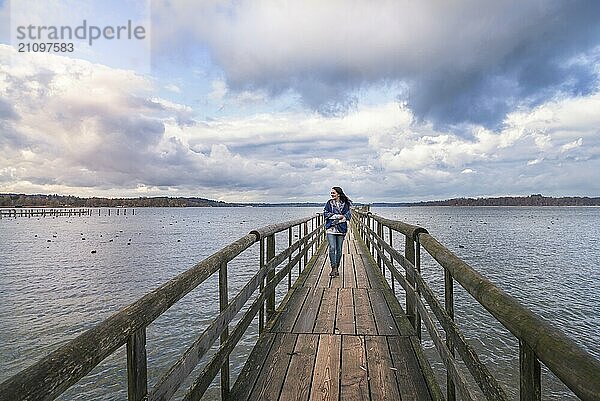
[156,1,600,128]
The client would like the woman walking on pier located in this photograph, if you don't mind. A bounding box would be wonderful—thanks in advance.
[324,187,352,277]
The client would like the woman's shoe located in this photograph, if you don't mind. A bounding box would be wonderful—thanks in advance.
[330,267,339,277]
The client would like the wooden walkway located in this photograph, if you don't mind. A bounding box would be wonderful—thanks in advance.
[230,227,437,401]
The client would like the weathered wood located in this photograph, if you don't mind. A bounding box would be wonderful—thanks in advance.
[183,282,271,401]
[314,289,338,334]
[369,289,398,336]
[366,335,402,400]
[309,334,341,401]
[343,248,357,288]
[248,333,297,400]
[335,288,355,335]
[416,298,478,401]
[270,287,310,332]
[294,287,324,333]
[280,334,319,401]
[415,268,509,400]
[520,340,541,401]
[353,288,377,335]
[418,231,600,401]
[304,250,327,287]
[266,234,276,320]
[340,335,369,400]
[149,258,271,401]
[445,268,456,401]
[219,262,230,400]
[388,336,433,401]
[229,333,277,401]
[127,328,148,401]
[352,253,370,289]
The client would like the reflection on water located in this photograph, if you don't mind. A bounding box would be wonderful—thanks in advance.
[1,206,599,400]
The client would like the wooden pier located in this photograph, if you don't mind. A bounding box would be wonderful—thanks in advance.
[0,208,134,218]
[1,211,599,401]
[230,228,438,400]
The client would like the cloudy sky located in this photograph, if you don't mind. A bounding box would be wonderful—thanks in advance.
[0,0,599,202]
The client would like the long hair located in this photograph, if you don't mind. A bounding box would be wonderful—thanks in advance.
[332,186,352,204]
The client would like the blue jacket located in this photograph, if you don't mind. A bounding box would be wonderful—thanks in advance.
[323,199,352,234]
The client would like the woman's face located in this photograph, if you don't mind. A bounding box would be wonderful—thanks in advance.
[330,188,339,200]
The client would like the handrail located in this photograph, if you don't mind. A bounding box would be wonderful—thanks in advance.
[353,209,600,401]
[419,232,600,401]
[0,214,325,401]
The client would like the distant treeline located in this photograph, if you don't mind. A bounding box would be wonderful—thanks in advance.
[0,194,237,208]
[373,194,600,207]
[1,193,599,208]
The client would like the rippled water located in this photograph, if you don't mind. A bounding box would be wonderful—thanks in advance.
[1,206,598,400]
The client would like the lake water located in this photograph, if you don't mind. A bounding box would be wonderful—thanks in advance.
[0,206,598,400]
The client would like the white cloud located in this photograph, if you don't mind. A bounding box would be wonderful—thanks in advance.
[1,43,600,201]
[561,138,583,152]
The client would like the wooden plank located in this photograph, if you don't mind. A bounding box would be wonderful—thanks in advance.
[309,335,341,401]
[248,333,297,400]
[270,287,310,333]
[229,333,277,401]
[353,288,377,335]
[365,336,402,400]
[314,289,338,334]
[343,250,357,288]
[294,288,324,333]
[335,288,355,335]
[303,251,327,287]
[361,253,382,289]
[369,290,398,335]
[279,334,319,401]
[340,335,369,401]
[388,336,433,401]
[353,254,371,289]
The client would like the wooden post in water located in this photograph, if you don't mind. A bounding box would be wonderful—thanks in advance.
[445,269,456,401]
[266,234,276,321]
[126,328,148,401]
[219,261,230,400]
[520,340,541,401]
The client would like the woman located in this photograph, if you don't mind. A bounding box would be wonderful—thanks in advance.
[323,186,352,277]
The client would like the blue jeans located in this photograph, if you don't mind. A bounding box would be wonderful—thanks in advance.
[327,233,345,268]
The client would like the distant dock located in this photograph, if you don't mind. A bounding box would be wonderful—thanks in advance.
[0,208,134,218]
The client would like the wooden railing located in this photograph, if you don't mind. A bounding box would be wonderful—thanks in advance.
[353,208,600,401]
[0,214,325,401]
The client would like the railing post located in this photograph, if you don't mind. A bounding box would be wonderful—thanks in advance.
[405,235,416,327]
[266,234,276,321]
[299,224,303,275]
[520,340,541,401]
[126,328,148,401]
[303,222,308,268]
[376,221,383,271]
[445,268,456,401]
[219,261,230,400]
[288,227,293,290]
[259,238,265,333]
[388,227,395,294]
[415,237,422,341]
